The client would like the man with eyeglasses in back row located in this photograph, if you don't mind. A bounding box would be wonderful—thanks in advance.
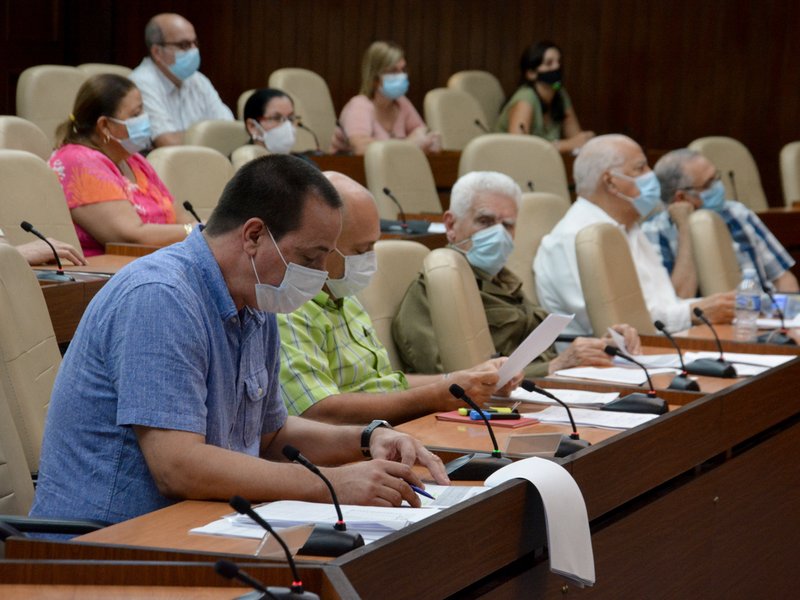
[131,13,234,147]
[643,149,799,297]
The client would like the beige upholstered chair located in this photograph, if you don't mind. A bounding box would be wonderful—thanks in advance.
[576,223,656,335]
[16,65,88,145]
[357,240,431,370]
[423,248,495,372]
[231,144,268,171]
[423,88,486,151]
[688,209,741,295]
[0,243,62,475]
[447,70,505,128]
[0,116,52,160]
[237,89,256,121]
[77,63,133,78]
[184,120,249,158]
[779,141,800,207]
[688,136,768,212]
[0,381,35,516]
[459,133,570,202]
[364,140,442,220]
[507,192,570,303]
[0,150,80,249]
[268,68,337,153]
[147,146,234,221]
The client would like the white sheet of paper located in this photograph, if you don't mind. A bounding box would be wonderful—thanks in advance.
[533,405,658,430]
[612,353,682,369]
[496,313,573,389]
[484,457,595,587]
[553,366,677,385]
[508,386,620,408]
[756,316,800,329]
[606,327,629,355]
[427,222,446,233]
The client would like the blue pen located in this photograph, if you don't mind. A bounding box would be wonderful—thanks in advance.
[410,484,435,500]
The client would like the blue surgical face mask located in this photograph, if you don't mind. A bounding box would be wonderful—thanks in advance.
[613,170,662,219]
[698,179,726,212]
[380,73,409,100]
[455,223,514,277]
[109,114,152,154]
[169,47,201,81]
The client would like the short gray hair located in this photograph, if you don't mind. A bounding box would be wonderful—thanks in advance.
[573,134,633,196]
[144,17,164,50]
[654,149,701,204]
[449,171,522,218]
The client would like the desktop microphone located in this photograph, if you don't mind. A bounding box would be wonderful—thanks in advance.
[728,170,739,202]
[297,121,322,154]
[19,220,74,282]
[381,188,429,234]
[382,187,408,230]
[518,123,528,135]
[444,383,513,480]
[334,119,352,154]
[182,200,202,223]
[519,380,590,457]
[281,445,365,557]
[228,496,319,599]
[215,560,280,600]
[602,346,669,414]
[653,320,701,391]
[526,180,535,192]
[686,307,737,378]
[747,264,797,346]
[473,118,489,133]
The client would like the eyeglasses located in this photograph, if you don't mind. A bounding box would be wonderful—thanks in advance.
[680,171,722,194]
[260,114,298,126]
[160,39,199,51]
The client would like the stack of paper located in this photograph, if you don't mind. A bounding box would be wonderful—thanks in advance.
[508,387,619,408]
[533,406,658,430]
[552,366,678,385]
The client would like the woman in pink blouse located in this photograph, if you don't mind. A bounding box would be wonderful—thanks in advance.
[331,41,441,155]
[50,74,195,256]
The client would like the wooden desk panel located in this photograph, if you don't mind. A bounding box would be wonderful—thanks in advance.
[40,274,109,345]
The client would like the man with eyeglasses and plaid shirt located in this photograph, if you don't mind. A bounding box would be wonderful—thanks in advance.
[644,149,798,298]
[131,13,233,148]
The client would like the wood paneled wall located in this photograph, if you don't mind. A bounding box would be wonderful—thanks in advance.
[2,0,798,205]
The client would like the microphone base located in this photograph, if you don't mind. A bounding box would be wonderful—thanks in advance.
[603,393,668,415]
[757,330,797,346]
[445,453,513,481]
[555,436,591,458]
[35,270,75,282]
[667,374,700,391]
[297,523,364,557]
[685,358,737,378]
[235,590,320,600]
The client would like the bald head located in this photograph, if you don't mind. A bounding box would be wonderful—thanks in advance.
[573,134,640,197]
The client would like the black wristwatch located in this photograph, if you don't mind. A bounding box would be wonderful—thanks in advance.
[360,419,392,457]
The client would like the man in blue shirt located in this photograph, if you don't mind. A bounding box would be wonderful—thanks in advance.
[645,149,799,297]
[31,155,447,526]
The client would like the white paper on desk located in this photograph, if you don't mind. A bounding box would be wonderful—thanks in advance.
[553,366,678,385]
[534,406,658,430]
[484,457,595,587]
[427,222,446,233]
[612,353,682,369]
[756,316,800,329]
[496,313,573,389]
[508,386,620,408]
[684,351,794,376]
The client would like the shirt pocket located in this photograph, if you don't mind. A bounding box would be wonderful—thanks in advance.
[243,367,270,448]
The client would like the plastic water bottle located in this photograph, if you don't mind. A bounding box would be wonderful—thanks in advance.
[734,268,761,341]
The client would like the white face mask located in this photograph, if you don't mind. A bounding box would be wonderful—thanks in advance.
[326,249,377,298]
[255,119,296,154]
[251,229,328,313]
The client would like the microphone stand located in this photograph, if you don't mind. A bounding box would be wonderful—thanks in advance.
[19,220,74,282]
[653,320,700,391]
[182,200,203,223]
[297,121,323,155]
[520,380,590,457]
[603,346,669,415]
[753,273,796,346]
[686,308,737,377]
[444,384,512,480]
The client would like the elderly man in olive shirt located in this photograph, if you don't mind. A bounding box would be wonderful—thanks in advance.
[392,171,640,378]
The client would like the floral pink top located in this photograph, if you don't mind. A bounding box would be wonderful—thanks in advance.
[49,144,176,256]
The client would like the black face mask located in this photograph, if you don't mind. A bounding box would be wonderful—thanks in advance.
[536,68,562,87]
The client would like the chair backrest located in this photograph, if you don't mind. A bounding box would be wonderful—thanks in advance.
[184,120,249,158]
[16,65,88,145]
[364,140,442,219]
[0,243,62,474]
[0,116,52,160]
[576,223,656,335]
[0,380,34,515]
[268,68,337,154]
[357,240,431,370]
[688,209,741,295]
[507,192,570,303]
[459,133,570,202]
[77,63,133,78]
[0,150,80,249]
[423,248,495,372]
[447,70,505,127]
[423,88,486,151]
[146,146,234,222]
[779,141,800,207]
[688,136,768,212]
[230,144,268,171]
[237,89,256,121]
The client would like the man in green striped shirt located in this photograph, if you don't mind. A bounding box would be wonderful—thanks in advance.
[277,172,517,425]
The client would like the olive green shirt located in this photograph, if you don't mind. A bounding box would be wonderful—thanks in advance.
[391,266,557,378]
[494,85,572,141]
